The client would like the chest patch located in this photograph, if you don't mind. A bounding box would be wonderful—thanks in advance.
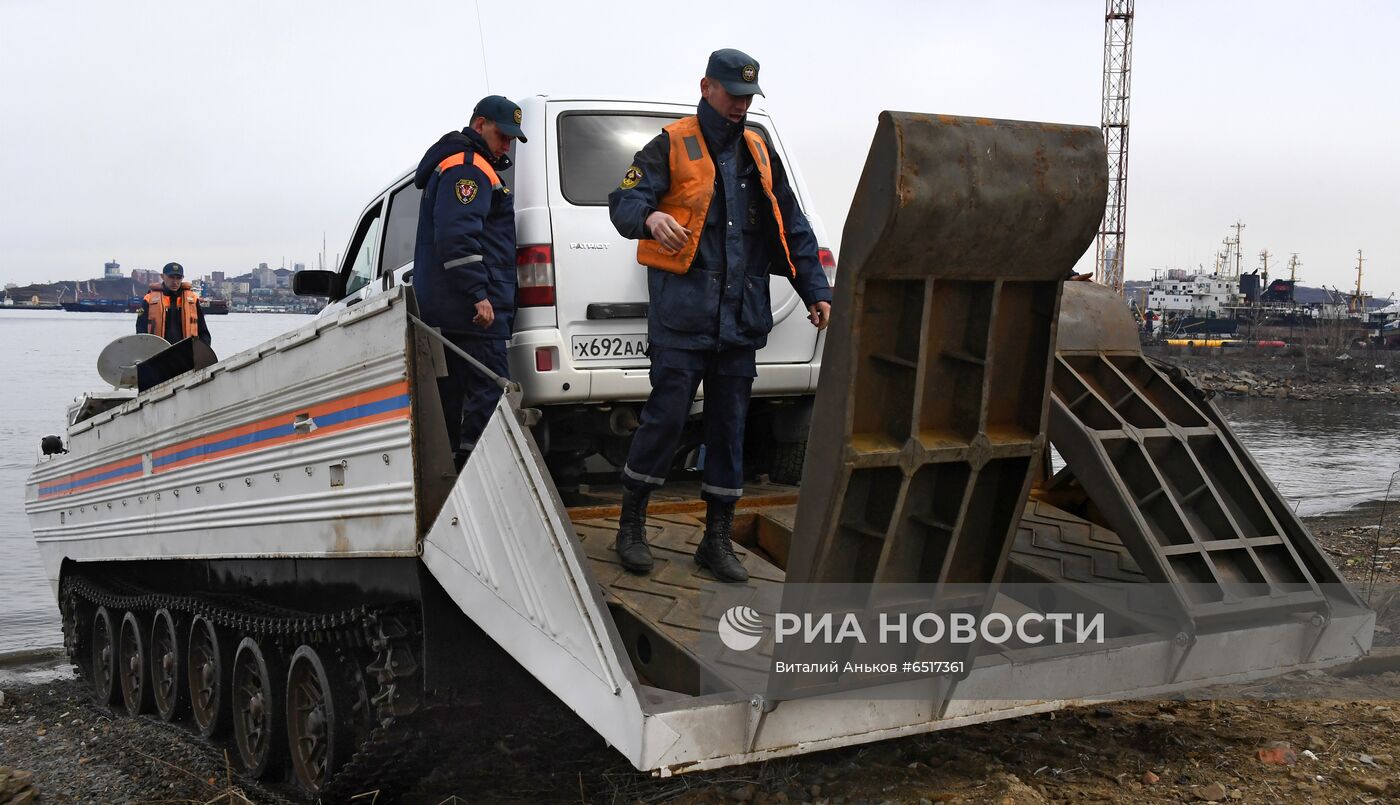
[455,178,479,205]
[620,165,643,190]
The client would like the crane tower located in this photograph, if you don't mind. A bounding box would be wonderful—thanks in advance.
[1094,0,1134,294]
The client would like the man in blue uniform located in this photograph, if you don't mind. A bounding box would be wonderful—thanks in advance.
[413,95,525,470]
[608,49,833,583]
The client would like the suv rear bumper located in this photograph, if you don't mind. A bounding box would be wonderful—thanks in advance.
[507,329,820,407]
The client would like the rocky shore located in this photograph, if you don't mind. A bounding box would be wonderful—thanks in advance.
[1146,347,1399,403]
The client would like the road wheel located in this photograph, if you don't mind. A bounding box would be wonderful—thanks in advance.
[286,645,355,795]
[151,608,188,721]
[187,615,232,738]
[90,606,119,705]
[232,636,287,779]
[118,611,153,716]
[62,587,90,683]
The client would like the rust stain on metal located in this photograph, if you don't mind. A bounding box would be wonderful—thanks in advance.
[1033,145,1050,194]
[331,520,351,553]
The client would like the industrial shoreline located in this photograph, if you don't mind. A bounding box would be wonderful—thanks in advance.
[1149,346,1399,404]
[4,499,1398,805]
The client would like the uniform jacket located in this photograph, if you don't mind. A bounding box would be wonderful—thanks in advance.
[136,284,211,346]
[608,99,831,353]
[413,128,517,340]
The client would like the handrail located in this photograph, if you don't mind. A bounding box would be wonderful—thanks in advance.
[407,313,515,391]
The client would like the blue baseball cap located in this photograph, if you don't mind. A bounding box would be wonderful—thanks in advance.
[471,95,528,142]
[706,48,763,97]
[162,262,185,277]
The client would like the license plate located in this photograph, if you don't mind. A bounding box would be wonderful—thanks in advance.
[571,334,648,361]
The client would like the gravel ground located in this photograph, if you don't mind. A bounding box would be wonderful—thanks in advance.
[4,503,1399,804]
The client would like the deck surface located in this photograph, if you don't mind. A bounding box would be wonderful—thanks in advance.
[571,511,784,646]
[568,480,793,690]
[568,486,1164,694]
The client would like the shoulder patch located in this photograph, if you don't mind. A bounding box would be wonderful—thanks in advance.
[620,166,643,190]
[455,178,479,205]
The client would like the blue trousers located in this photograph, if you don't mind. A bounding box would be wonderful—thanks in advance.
[622,348,755,503]
[438,336,510,454]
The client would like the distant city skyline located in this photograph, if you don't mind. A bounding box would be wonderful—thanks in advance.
[4,257,318,283]
[2,257,317,312]
[2,1,1396,300]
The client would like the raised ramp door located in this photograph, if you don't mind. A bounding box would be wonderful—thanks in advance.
[785,113,1108,587]
[1047,281,1362,631]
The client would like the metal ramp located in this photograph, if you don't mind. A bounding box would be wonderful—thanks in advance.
[784,112,1109,587]
[1047,281,1361,630]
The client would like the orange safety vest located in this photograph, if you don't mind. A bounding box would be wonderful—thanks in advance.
[636,116,796,278]
[436,151,502,192]
[144,284,200,341]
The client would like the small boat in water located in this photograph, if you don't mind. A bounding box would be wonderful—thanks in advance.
[61,299,140,313]
[198,298,230,315]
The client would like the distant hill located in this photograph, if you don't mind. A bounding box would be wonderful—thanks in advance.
[4,277,144,305]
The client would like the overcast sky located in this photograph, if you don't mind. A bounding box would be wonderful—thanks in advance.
[1,0,1395,298]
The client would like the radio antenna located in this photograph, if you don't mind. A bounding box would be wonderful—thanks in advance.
[474,0,492,92]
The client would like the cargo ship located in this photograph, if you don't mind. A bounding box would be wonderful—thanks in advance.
[61,298,140,313]
[1,294,62,310]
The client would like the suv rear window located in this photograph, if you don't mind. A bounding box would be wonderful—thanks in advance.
[558,112,776,206]
[558,113,677,205]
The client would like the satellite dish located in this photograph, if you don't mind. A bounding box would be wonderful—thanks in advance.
[97,334,170,388]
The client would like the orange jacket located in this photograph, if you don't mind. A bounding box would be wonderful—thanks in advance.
[636,116,796,277]
[143,284,200,341]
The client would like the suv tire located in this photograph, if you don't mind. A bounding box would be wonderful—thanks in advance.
[768,439,806,486]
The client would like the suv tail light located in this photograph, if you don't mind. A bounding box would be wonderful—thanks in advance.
[817,247,837,286]
[516,245,555,307]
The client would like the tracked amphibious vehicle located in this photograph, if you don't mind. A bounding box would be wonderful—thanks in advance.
[25,113,1371,801]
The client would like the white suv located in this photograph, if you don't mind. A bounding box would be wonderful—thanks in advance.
[300,96,835,483]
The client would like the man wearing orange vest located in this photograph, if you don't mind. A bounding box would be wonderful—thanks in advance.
[608,49,832,583]
[135,262,211,346]
[412,96,525,471]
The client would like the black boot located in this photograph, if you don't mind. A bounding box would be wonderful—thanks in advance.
[695,500,749,583]
[615,487,654,573]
